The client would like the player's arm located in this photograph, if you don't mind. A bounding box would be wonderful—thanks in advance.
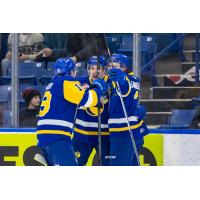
[76,76,87,85]
[109,69,132,97]
[63,80,107,108]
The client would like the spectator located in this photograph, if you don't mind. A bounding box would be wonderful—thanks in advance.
[0,34,9,65]
[1,33,44,76]
[67,34,108,62]
[35,33,108,63]
[44,33,68,58]
[19,89,41,128]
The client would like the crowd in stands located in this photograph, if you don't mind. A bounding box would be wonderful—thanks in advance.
[0,33,109,128]
[0,33,199,128]
[1,33,44,76]
[0,33,109,76]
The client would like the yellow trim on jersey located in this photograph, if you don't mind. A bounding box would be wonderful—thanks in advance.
[112,81,116,88]
[128,72,134,76]
[90,89,98,107]
[109,120,144,132]
[89,77,93,84]
[86,99,104,116]
[74,127,109,136]
[37,130,72,137]
[63,80,86,105]
[115,76,131,98]
[134,91,139,99]
[103,75,109,82]
[121,76,131,97]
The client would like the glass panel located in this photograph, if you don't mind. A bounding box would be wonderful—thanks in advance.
[140,33,200,129]
[1,33,199,129]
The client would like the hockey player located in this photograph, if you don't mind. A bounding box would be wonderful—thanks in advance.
[36,57,108,166]
[108,53,149,166]
[72,56,110,166]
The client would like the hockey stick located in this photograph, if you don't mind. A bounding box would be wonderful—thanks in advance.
[97,63,103,166]
[103,34,140,166]
[34,153,47,166]
[72,105,79,135]
[97,104,102,166]
[115,82,140,166]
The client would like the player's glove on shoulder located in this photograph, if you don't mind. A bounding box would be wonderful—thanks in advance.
[90,79,108,97]
[109,68,126,86]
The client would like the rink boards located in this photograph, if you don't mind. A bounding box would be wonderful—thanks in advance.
[0,128,199,166]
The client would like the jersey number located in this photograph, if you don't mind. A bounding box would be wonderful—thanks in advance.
[75,84,83,91]
[39,91,52,117]
[134,91,139,99]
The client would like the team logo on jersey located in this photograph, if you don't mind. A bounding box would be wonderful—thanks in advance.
[116,78,132,97]
[86,100,104,116]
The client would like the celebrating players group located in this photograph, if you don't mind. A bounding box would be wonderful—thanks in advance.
[36,53,149,166]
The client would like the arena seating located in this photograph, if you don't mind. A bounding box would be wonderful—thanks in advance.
[38,76,52,85]
[46,62,54,76]
[0,33,197,128]
[168,109,196,127]
[0,85,11,101]
[0,76,38,85]
[140,34,200,126]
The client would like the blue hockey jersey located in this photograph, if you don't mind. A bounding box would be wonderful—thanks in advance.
[73,75,110,144]
[108,72,146,137]
[37,75,99,146]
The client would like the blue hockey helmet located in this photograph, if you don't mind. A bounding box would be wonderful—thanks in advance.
[87,56,99,69]
[110,53,129,68]
[54,57,75,76]
[98,55,107,68]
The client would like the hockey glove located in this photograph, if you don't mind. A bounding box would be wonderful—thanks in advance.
[109,68,126,85]
[90,79,108,97]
